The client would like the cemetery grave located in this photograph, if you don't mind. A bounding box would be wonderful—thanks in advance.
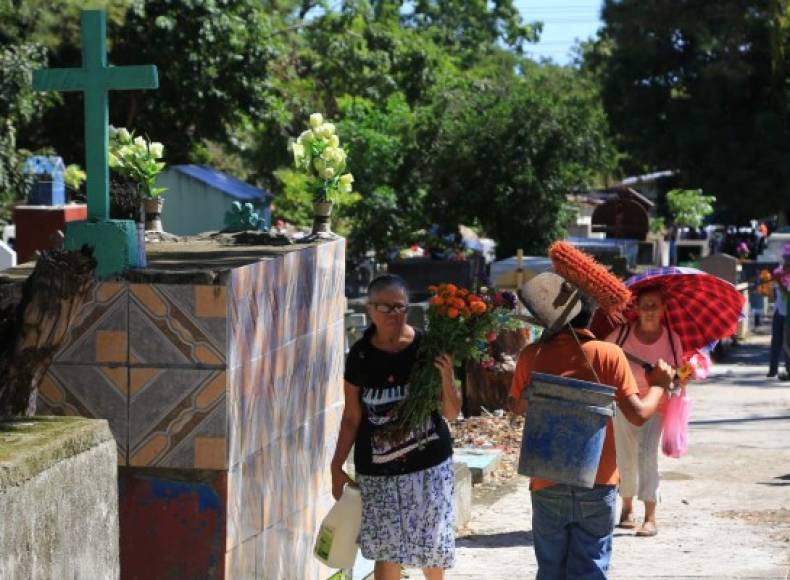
[0,233,347,579]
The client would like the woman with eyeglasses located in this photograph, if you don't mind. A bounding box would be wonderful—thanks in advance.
[330,275,461,579]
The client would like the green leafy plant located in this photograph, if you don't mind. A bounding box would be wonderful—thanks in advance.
[108,126,166,199]
[63,163,86,193]
[648,216,666,235]
[666,188,715,229]
[289,113,355,204]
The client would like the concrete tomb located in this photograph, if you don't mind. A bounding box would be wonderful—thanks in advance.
[0,240,16,271]
[0,236,346,579]
[0,416,119,580]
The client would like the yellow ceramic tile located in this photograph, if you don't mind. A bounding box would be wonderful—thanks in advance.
[99,366,127,396]
[195,286,227,318]
[130,434,168,466]
[195,437,226,469]
[38,373,63,404]
[195,371,226,409]
[96,282,124,302]
[95,330,127,363]
[131,284,168,316]
[129,368,160,396]
[195,344,223,365]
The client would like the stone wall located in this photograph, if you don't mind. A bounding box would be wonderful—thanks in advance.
[0,416,119,580]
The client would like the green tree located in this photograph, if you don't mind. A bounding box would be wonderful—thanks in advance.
[405,0,540,56]
[335,93,426,257]
[0,43,52,219]
[666,188,716,229]
[425,63,617,258]
[19,0,291,168]
[0,0,134,48]
[585,0,790,221]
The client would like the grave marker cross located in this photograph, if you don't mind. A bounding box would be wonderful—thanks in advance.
[33,10,158,220]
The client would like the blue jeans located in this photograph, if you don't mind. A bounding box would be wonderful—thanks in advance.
[769,313,789,375]
[531,484,616,580]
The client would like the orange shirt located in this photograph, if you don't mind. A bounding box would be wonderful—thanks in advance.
[510,329,639,491]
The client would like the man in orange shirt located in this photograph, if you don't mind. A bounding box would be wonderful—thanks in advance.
[510,253,674,579]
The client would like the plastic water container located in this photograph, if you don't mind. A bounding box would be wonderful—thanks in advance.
[518,372,616,488]
[314,485,362,569]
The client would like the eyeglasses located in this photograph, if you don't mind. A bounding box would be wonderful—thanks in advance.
[370,302,408,314]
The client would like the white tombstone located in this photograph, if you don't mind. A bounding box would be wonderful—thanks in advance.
[699,253,741,285]
[0,239,16,271]
[759,233,790,263]
[1,224,15,246]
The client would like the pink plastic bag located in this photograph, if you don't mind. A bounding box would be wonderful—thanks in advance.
[661,393,692,458]
[688,352,710,380]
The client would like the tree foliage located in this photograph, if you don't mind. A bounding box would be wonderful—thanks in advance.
[666,188,716,229]
[424,64,616,257]
[585,0,790,221]
[0,43,51,219]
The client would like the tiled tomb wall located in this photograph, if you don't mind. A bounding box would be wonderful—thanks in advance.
[34,238,345,579]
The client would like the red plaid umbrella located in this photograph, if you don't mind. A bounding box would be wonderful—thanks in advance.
[591,267,745,356]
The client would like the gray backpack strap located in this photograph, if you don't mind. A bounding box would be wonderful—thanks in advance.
[616,323,631,347]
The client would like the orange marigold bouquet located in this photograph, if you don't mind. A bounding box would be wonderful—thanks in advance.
[389,283,522,437]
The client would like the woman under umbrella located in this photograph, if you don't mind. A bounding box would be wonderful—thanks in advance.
[592,266,746,357]
[592,267,745,537]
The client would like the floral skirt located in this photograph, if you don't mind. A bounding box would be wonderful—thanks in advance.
[357,458,456,569]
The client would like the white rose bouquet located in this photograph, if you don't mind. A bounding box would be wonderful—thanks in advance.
[109,126,167,199]
[289,113,354,203]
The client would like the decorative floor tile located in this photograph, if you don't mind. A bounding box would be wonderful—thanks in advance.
[54,282,127,364]
[37,363,128,464]
[129,368,227,468]
[129,284,226,366]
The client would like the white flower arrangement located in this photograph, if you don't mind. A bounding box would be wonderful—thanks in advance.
[109,126,167,199]
[289,113,354,203]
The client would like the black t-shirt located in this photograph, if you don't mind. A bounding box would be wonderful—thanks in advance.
[344,329,453,476]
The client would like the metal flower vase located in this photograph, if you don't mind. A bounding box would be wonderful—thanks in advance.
[144,197,164,232]
[311,200,335,239]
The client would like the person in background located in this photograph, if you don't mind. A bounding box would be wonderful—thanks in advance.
[330,275,461,580]
[750,293,765,328]
[605,286,684,537]
[768,246,790,380]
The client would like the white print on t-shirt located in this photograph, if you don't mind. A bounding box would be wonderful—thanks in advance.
[363,384,408,426]
[362,383,438,463]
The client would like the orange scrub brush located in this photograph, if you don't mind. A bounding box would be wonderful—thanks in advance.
[548,241,631,317]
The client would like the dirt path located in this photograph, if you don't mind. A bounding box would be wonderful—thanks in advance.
[446,331,790,579]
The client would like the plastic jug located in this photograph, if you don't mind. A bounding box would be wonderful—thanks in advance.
[314,485,362,569]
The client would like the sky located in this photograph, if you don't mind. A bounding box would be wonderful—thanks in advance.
[515,0,604,65]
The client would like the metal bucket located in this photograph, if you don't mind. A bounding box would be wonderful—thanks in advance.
[518,372,616,488]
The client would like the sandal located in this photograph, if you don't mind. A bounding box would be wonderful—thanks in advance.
[617,514,637,529]
[635,522,658,537]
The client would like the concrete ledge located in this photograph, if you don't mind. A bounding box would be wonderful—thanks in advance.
[0,416,113,488]
[0,416,119,579]
[454,461,472,530]
[453,447,502,485]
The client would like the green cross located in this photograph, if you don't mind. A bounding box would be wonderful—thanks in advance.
[33,10,158,220]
